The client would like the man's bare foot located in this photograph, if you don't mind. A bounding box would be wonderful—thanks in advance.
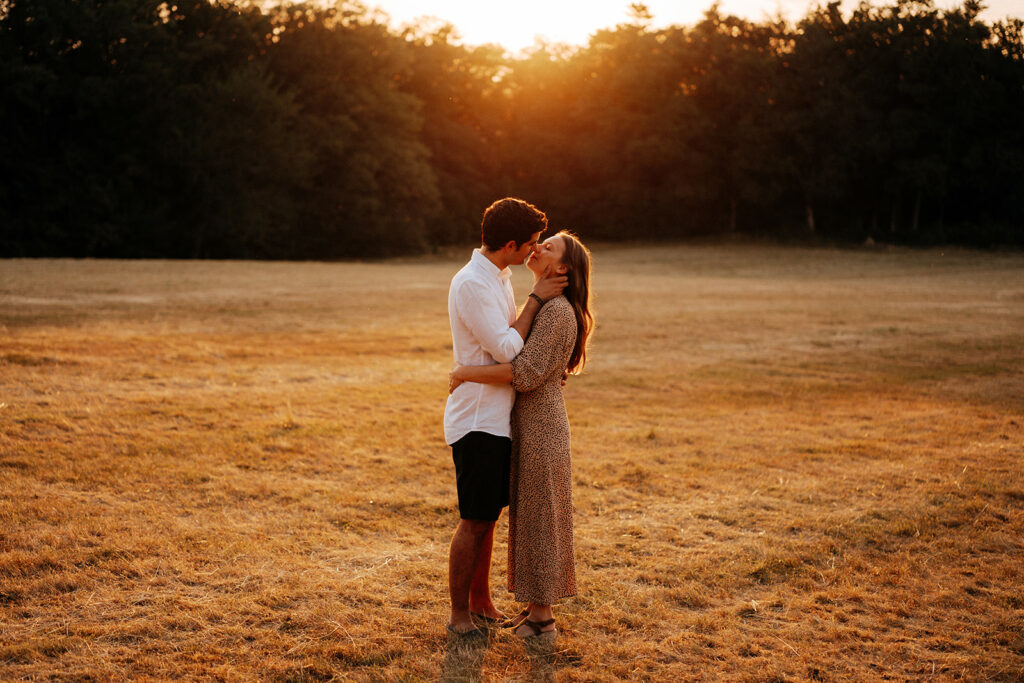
[468,600,505,621]
[448,616,479,634]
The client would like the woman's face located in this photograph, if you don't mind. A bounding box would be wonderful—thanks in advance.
[526,235,568,276]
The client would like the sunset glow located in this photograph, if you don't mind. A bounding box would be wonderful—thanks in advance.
[373,0,1024,52]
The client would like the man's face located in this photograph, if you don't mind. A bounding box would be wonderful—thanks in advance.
[510,231,542,266]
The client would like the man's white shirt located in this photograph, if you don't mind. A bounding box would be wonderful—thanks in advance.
[444,249,525,445]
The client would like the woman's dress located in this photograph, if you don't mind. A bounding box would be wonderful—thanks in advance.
[508,295,577,604]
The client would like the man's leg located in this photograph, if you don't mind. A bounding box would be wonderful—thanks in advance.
[468,520,503,619]
[448,431,509,631]
[449,518,495,632]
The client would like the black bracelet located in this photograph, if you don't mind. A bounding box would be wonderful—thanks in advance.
[529,293,545,306]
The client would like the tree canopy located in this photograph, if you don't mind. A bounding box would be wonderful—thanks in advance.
[2,0,1021,258]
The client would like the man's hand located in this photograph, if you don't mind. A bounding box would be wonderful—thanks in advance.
[530,266,568,303]
[449,365,464,394]
[512,266,567,342]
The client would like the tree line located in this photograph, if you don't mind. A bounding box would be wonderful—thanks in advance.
[2,0,1022,258]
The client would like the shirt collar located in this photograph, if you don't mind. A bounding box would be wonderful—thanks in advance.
[472,248,512,282]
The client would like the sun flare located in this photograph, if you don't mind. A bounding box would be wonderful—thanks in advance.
[375,0,1022,52]
[376,0,653,52]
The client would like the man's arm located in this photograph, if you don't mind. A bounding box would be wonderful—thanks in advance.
[455,268,567,363]
[456,284,525,363]
[510,267,567,342]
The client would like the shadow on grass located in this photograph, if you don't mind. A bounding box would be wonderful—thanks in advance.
[523,637,559,682]
[441,634,487,682]
[440,629,566,682]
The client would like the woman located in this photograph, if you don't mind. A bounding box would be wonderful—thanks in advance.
[449,230,594,646]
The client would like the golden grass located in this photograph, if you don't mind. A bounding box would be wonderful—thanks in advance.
[2,245,1022,681]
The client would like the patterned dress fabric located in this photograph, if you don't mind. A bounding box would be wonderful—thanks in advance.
[508,295,578,604]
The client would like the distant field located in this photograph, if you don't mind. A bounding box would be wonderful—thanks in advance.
[2,245,1023,681]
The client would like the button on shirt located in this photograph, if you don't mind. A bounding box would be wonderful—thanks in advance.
[444,249,525,445]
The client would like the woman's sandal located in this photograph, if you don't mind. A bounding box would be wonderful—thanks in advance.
[501,609,531,629]
[515,617,557,646]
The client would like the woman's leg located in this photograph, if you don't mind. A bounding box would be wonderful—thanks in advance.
[515,602,556,636]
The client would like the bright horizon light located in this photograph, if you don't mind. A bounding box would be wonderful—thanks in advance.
[370,0,1024,53]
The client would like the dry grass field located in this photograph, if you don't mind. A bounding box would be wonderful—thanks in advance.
[2,244,1023,681]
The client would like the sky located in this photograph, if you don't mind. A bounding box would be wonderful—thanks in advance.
[368,0,1024,53]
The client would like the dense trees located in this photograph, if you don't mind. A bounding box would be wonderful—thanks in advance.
[2,0,1021,258]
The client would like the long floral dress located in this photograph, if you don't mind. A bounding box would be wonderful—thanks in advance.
[508,295,578,604]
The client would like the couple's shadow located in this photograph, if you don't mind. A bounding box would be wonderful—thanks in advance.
[441,628,559,682]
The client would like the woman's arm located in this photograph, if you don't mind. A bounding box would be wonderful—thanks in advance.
[511,303,575,393]
[449,363,513,394]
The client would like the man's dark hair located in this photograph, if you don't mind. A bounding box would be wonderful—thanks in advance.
[481,198,548,251]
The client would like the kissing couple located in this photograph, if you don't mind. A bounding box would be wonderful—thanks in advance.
[444,197,594,648]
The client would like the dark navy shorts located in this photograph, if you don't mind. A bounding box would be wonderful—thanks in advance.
[451,431,511,522]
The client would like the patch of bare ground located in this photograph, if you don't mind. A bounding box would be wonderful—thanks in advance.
[2,246,1022,680]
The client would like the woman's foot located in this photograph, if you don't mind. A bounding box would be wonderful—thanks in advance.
[514,617,556,640]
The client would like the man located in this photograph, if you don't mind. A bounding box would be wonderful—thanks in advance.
[444,197,567,639]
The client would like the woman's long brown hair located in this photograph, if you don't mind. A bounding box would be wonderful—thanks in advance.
[556,230,594,375]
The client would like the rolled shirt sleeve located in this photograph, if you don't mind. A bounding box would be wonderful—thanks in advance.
[454,280,524,363]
